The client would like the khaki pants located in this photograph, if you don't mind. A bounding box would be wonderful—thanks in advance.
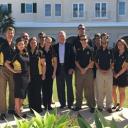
[0,67,14,113]
[75,69,95,108]
[94,78,98,101]
[96,69,113,109]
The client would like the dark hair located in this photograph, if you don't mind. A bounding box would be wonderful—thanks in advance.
[38,32,46,38]
[15,37,27,54]
[115,39,128,52]
[28,37,38,50]
[94,33,101,39]
[15,37,24,45]
[79,34,88,39]
[78,24,85,29]
[101,33,109,39]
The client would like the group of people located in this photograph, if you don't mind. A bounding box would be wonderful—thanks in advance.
[0,24,128,120]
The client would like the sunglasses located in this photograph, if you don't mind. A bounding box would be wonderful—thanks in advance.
[78,28,85,30]
[40,36,46,39]
[80,38,87,41]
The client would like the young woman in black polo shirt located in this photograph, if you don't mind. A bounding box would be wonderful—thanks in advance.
[5,37,29,117]
[112,39,128,111]
[42,36,57,110]
[27,37,46,113]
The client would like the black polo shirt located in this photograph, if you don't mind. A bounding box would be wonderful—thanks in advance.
[1,39,14,65]
[42,47,56,76]
[76,46,93,68]
[114,51,128,73]
[12,50,29,74]
[0,37,6,65]
[0,37,6,49]
[28,48,45,77]
[95,47,113,70]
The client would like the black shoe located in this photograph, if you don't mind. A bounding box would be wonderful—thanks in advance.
[36,108,43,113]
[8,110,15,114]
[59,105,66,109]
[90,108,95,113]
[0,113,6,120]
[72,107,81,111]
[68,106,73,109]
[21,113,27,118]
[107,108,112,113]
[98,108,103,112]
[48,106,53,110]
[14,113,27,118]
[14,112,21,118]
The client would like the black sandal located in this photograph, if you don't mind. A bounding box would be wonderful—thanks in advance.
[116,106,123,111]
[112,103,120,109]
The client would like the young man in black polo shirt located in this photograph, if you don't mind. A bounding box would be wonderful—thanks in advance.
[95,33,113,113]
[73,35,95,112]
[0,27,15,120]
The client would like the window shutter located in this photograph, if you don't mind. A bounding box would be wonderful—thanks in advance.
[21,3,25,13]
[33,3,37,13]
[8,4,12,13]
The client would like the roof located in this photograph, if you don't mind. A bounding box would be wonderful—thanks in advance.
[15,21,128,28]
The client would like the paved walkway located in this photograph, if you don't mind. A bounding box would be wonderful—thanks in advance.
[0,103,128,128]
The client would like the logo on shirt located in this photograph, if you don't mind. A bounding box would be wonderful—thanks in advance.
[122,56,125,59]
[108,51,111,54]
[87,51,90,55]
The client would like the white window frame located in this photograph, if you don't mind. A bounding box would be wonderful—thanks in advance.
[55,4,61,16]
[95,2,107,18]
[25,3,33,13]
[45,4,51,16]
[118,0,125,16]
[72,3,84,18]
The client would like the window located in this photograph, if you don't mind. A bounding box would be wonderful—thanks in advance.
[25,4,33,13]
[95,3,106,18]
[118,1,125,15]
[55,4,61,16]
[0,4,12,13]
[45,4,51,16]
[21,3,37,13]
[73,4,84,18]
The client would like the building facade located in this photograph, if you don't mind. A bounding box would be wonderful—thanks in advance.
[1,0,128,46]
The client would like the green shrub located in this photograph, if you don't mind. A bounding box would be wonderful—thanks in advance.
[3,109,128,128]
[4,109,78,128]
[77,109,119,128]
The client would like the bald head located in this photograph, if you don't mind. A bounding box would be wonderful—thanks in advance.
[57,31,66,44]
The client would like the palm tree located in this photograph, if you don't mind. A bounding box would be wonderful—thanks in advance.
[0,4,15,34]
